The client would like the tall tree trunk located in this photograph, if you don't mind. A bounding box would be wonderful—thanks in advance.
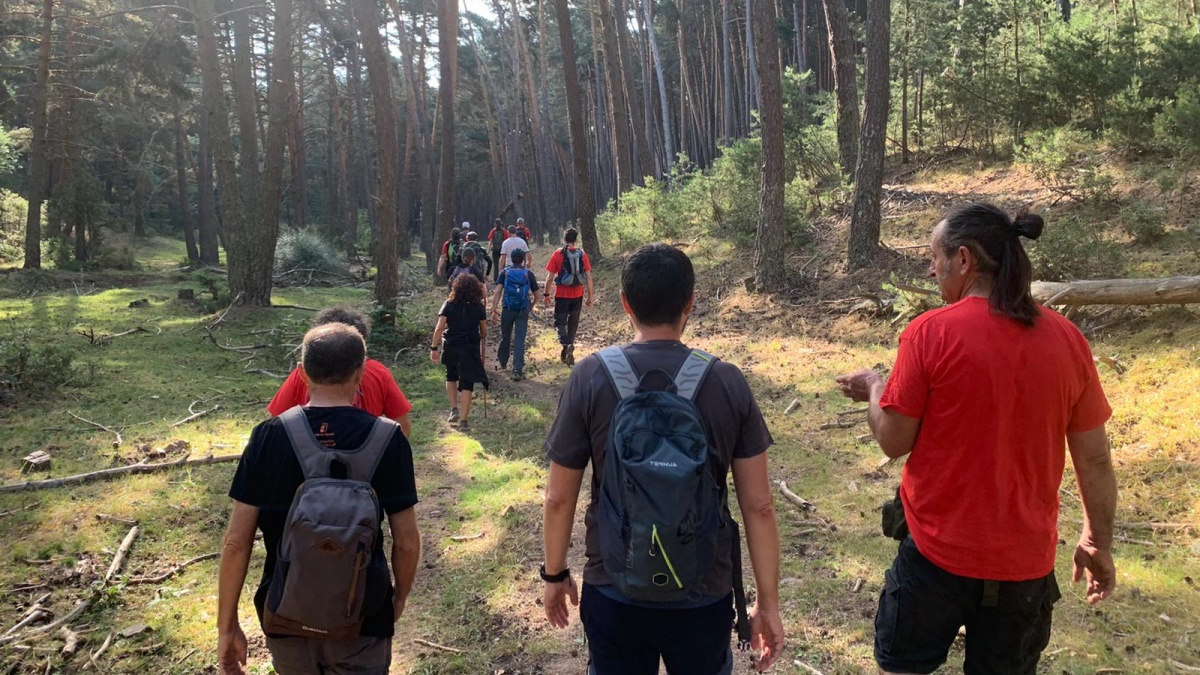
[194,0,248,284]
[23,0,53,269]
[848,0,890,269]
[721,0,735,143]
[753,0,785,292]
[641,0,675,175]
[554,0,601,258]
[509,0,551,239]
[231,0,260,194]
[243,0,291,306]
[285,38,307,229]
[613,0,651,184]
[196,103,221,265]
[597,0,633,198]
[744,0,760,111]
[901,0,911,164]
[436,0,458,258]
[352,0,400,312]
[822,0,859,179]
[174,104,200,262]
[132,166,147,237]
[348,44,375,245]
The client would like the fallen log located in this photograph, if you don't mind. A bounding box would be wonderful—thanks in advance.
[0,454,241,494]
[1032,276,1200,306]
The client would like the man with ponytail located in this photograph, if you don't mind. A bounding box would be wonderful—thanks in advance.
[837,203,1117,675]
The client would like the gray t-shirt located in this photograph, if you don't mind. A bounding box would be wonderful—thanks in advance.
[545,340,773,597]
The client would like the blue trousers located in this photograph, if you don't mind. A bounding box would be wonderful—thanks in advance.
[498,307,530,373]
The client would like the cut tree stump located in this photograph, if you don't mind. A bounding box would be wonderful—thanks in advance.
[1032,276,1200,306]
[21,451,51,473]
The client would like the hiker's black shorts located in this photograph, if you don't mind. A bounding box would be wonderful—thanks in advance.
[441,344,475,392]
[875,537,1061,675]
[580,583,733,675]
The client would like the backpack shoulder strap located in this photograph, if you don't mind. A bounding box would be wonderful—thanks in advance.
[340,416,398,482]
[279,406,397,482]
[673,349,717,402]
[279,406,331,480]
[596,346,638,400]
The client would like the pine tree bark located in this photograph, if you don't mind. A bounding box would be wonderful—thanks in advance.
[23,0,53,269]
[194,0,247,281]
[613,0,652,184]
[641,0,675,175]
[753,0,785,292]
[848,0,890,270]
[721,0,735,144]
[597,0,633,198]
[821,0,859,179]
[196,103,221,265]
[174,103,200,262]
[436,0,458,258]
[231,0,261,194]
[285,40,306,229]
[554,0,601,258]
[352,0,399,312]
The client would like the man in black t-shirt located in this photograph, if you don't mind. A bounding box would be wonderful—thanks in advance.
[217,323,421,675]
[541,244,785,674]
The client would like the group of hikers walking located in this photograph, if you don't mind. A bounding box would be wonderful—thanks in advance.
[216,202,1117,675]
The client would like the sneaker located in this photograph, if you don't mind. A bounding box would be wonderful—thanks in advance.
[565,344,575,366]
[512,370,524,382]
[447,408,460,424]
[458,419,470,431]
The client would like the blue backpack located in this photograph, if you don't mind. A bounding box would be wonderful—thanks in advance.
[502,266,532,311]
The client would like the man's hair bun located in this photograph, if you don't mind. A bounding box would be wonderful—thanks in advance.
[1013,212,1045,240]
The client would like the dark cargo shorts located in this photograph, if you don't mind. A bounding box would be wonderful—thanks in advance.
[875,537,1061,675]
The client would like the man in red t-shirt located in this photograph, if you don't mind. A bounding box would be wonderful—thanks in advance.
[836,203,1116,675]
[515,217,532,242]
[267,307,413,437]
[543,227,593,366]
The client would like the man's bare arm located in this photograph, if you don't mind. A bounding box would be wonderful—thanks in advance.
[388,508,421,614]
[1068,424,1117,603]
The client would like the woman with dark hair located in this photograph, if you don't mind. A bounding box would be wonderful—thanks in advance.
[836,203,1116,675]
[430,273,489,430]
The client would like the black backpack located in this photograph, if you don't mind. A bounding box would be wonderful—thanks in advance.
[595,346,752,647]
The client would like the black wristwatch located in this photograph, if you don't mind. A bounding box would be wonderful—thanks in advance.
[539,564,570,583]
[430,345,440,352]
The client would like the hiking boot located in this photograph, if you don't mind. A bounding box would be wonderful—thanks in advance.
[447,408,460,424]
[457,419,470,431]
[565,344,575,366]
[512,370,524,382]
[559,344,568,363]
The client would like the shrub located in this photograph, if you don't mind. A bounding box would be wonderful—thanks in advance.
[0,338,79,404]
[1120,201,1167,245]
[0,189,26,262]
[1018,127,1115,204]
[366,305,427,359]
[275,228,347,280]
[1153,80,1200,158]
[1026,212,1124,281]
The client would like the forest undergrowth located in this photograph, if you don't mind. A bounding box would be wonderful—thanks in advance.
[0,163,1199,674]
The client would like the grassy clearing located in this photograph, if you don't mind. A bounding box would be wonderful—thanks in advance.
[1,174,1199,673]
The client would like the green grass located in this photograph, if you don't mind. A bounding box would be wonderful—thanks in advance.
[0,221,1198,674]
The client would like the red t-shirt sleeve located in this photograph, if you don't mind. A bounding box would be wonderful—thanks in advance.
[879,332,928,419]
[545,249,563,274]
[441,241,449,256]
[266,368,307,416]
[382,376,414,420]
[1066,338,1113,433]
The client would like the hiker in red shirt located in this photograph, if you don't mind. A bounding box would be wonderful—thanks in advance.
[516,217,532,242]
[543,227,593,366]
[836,203,1117,675]
[268,307,413,438]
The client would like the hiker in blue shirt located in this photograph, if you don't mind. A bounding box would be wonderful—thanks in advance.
[489,248,539,381]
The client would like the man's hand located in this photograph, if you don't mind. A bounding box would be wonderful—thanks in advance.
[1073,538,1116,604]
[836,369,884,403]
[430,350,441,364]
[393,594,407,620]
[217,625,248,675]
[748,605,785,672]
[543,575,579,628]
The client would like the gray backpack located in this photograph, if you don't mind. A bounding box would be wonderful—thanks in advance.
[262,406,397,639]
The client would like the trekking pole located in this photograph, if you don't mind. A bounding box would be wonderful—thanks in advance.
[483,389,488,419]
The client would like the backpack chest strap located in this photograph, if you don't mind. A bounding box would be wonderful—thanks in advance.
[278,406,396,482]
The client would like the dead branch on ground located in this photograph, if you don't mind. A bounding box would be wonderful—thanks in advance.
[126,553,219,585]
[95,514,138,526]
[170,400,221,428]
[0,502,41,518]
[245,368,287,379]
[202,326,270,354]
[793,660,828,675]
[449,532,485,542]
[3,593,52,636]
[777,481,813,510]
[59,627,81,657]
[104,526,139,583]
[0,454,241,494]
[207,291,243,329]
[270,303,319,312]
[412,638,466,654]
[66,412,123,448]
[76,327,149,346]
[84,631,113,670]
